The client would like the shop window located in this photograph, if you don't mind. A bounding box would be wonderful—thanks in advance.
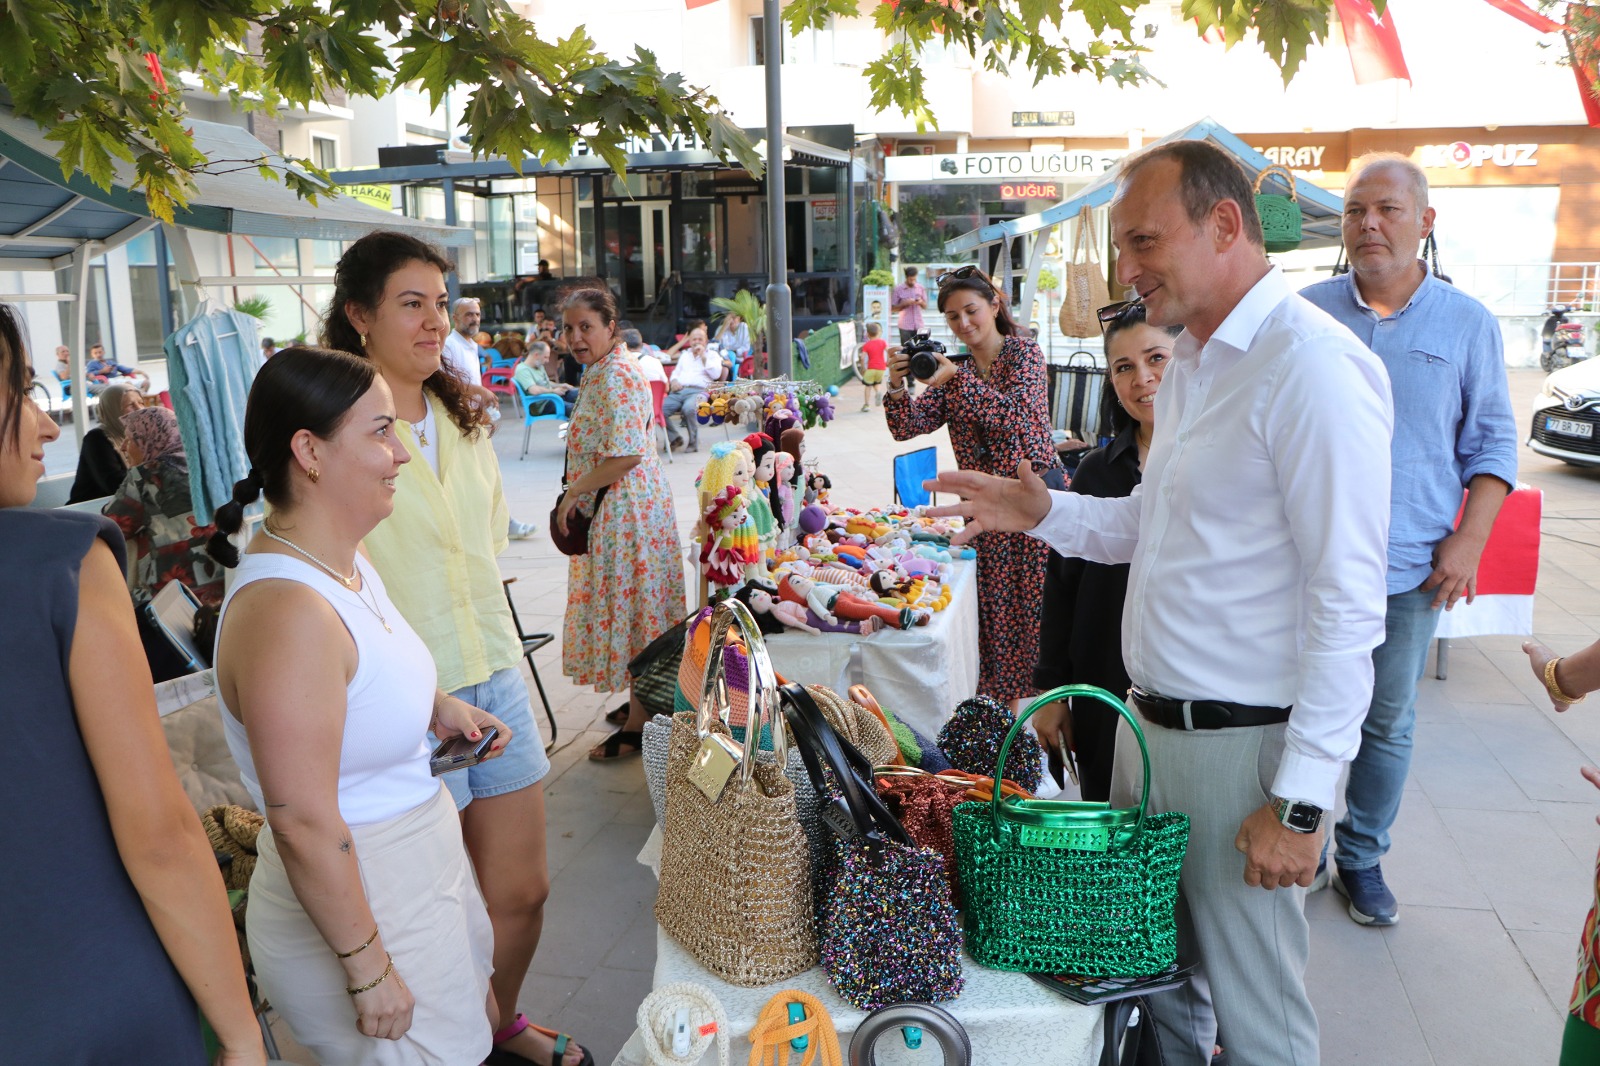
[808,167,839,194]
[680,201,720,274]
[683,172,720,199]
[310,240,344,270]
[311,134,339,170]
[251,237,300,273]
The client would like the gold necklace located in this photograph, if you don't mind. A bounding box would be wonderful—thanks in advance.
[410,404,431,447]
[262,527,392,633]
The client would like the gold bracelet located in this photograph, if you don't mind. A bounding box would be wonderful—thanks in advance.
[334,926,379,959]
[346,953,394,996]
[1545,657,1588,704]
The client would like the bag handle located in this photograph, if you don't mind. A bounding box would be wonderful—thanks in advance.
[697,599,784,780]
[988,684,1152,847]
[783,683,911,847]
[1252,164,1298,202]
[1423,232,1451,282]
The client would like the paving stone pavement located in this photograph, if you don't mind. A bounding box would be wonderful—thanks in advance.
[62,368,1592,1064]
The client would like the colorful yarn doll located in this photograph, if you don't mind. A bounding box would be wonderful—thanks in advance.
[742,432,780,565]
[771,452,798,549]
[700,485,758,588]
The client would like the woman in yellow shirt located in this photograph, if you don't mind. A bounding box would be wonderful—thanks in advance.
[324,232,589,1066]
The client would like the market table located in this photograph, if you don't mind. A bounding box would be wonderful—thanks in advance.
[610,831,1103,1066]
[760,559,979,739]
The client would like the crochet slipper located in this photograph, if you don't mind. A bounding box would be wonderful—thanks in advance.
[587,728,643,762]
[487,1014,594,1066]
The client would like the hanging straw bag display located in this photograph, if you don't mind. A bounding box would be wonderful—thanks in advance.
[655,600,818,987]
[952,684,1189,977]
[1253,164,1302,253]
[784,684,965,1010]
[1058,205,1110,338]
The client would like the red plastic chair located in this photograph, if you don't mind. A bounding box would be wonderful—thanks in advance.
[482,366,515,399]
[649,379,674,464]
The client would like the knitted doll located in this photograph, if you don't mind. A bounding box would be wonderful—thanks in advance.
[771,452,798,549]
[700,485,758,588]
[742,432,780,565]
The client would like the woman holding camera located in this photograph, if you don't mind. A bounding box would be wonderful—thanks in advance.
[885,266,1056,703]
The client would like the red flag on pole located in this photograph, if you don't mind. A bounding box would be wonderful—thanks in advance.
[1332,0,1412,84]
[1479,0,1563,34]
[685,0,720,8]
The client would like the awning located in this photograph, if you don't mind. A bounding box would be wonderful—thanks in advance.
[943,117,1345,255]
[0,107,472,272]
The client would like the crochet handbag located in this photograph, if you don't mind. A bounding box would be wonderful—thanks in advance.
[748,991,843,1066]
[937,695,1043,792]
[784,684,965,1010]
[1253,164,1302,253]
[654,600,818,987]
[874,767,1032,909]
[953,684,1190,977]
[1058,205,1111,338]
[635,982,730,1066]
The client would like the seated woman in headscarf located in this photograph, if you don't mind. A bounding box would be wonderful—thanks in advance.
[103,406,225,608]
[67,383,141,503]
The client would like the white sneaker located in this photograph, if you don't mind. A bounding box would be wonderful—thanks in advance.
[508,519,538,540]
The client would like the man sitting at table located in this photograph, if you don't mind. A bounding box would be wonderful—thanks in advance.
[85,343,148,394]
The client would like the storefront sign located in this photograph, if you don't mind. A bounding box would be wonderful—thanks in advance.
[1252,145,1328,169]
[999,182,1061,199]
[339,183,393,211]
[1013,111,1075,127]
[1416,141,1539,169]
[885,149,1123,184]
[812,199,837,221]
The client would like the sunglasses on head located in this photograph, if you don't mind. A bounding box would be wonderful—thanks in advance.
[936,265,993,290]
[1097,300,1146,332]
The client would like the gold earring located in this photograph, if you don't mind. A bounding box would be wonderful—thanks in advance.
[359,333,368,348]
[308,467,321,484]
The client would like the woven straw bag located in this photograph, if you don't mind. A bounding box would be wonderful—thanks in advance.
[655,600,818,986]
[1253,164,1303,253]
[636,982,730,1066]
[1058,205,1110,338]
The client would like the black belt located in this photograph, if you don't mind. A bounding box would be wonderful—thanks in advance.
[1128,687,1292,731]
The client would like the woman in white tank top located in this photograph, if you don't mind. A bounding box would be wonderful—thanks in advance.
[207,347,511,1065]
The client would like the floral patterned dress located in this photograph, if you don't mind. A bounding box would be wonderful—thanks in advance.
[885,334,1056,700]
[103,458,225,607]
[563,350,687,690]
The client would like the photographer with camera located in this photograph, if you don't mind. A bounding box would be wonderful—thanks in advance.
[884,265,1058,706]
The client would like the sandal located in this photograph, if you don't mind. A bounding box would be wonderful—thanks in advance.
[588,728,643,761]
[604,701,630,726]
[488,1014,594,1066]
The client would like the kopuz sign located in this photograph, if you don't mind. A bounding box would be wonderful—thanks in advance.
[1417,142,1539,169]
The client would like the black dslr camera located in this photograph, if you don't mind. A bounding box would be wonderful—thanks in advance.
[903,332,967,381]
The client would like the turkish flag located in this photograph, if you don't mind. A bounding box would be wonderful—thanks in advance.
[1332,0,1411,84]
[1479,0,1563,34]
[685,0,720,7]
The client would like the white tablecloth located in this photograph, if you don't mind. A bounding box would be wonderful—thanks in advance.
[761,560,979,740]
[614,831,1100,1066]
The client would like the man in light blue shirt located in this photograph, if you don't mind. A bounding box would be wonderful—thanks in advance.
[1301,153,1518,927]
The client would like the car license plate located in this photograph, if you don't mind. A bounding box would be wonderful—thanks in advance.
[1546,415,1594,438]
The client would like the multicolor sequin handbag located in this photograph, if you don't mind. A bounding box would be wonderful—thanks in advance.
[952,684,1189,977]
[783,683,965,1011]
[936,695,1043,792]
[655,601,818,987]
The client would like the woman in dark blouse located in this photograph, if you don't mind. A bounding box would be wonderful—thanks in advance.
[1033,305,1180,801]
[885,267,1058,702]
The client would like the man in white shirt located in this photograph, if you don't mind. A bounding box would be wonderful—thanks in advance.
[927,141,1393,1066]
[661,323,722,452]
[443,298,484,384]
[622,329,667,386]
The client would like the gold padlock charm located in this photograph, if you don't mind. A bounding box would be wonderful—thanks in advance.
[687,734,741,801]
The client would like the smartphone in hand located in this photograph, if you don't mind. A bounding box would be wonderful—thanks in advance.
[430,727,500,776]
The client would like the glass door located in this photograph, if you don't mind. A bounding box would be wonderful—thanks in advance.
[602,201,671,314]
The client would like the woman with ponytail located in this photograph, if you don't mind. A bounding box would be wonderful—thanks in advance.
[324,232,590,1066]
[0,303,265,1065]
[208,346,506,1063]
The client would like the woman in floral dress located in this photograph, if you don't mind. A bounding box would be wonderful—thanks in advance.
[553,288,687,760]
[885,267,1056,703]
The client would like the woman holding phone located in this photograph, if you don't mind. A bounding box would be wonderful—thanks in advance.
[209,346,506,1063]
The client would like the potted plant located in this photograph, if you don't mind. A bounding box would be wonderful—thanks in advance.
[711,289,766,375]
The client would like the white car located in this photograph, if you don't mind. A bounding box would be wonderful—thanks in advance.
[1529,359,1600,466]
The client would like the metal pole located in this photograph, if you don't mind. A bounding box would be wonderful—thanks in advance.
[763,0,792,377]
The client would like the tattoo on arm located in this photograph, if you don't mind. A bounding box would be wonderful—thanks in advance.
[339,837,352,854]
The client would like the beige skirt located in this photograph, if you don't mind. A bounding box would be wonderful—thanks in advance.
[247,786,495,1065]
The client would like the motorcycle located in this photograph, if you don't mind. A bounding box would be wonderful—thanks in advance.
[1541,305,1589,373]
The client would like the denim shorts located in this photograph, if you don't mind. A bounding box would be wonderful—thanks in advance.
[438,666,551,810]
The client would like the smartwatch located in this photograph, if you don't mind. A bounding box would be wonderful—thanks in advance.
[1270,796,1325,834]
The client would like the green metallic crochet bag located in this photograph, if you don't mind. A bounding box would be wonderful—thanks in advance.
[951,684,1189,977]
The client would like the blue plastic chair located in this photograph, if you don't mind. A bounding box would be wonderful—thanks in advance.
[513,378,567,459]
[892,447,939,508]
